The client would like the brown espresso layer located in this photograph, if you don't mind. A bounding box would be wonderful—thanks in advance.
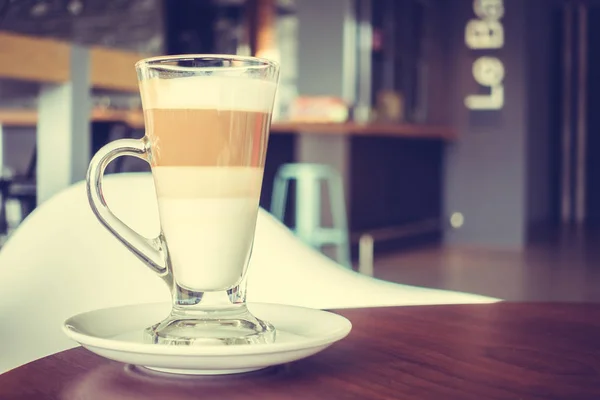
[144,108,271,167]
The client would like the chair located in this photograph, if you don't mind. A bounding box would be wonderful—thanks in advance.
[0,121,134,239]
[0,146,37,236]
[0,173,499,373]
[271,163,351,267]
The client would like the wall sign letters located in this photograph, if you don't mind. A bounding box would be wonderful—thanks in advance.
[464,0,505,110]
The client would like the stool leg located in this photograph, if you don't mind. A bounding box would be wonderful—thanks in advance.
[330,174,351,268]
[270,175,289,221]
[295,173,320,248]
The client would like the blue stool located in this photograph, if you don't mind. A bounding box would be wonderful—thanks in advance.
[270,163,351,268]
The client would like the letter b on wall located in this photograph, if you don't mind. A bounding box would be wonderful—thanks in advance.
[465,19,504,49]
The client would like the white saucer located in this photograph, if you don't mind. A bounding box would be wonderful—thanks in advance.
[63,302,352,375]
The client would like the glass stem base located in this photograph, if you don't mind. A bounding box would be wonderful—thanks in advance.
[144,285,275,346]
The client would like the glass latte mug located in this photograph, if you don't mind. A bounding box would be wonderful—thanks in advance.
[86,55,279,345]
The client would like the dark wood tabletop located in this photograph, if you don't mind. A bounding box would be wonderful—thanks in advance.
[2,303,600,400]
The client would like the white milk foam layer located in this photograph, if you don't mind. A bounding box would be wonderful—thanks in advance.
[153,167,262,291]
[140,76,277,112]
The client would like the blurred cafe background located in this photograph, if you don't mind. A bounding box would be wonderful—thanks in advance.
[0,0,598,302]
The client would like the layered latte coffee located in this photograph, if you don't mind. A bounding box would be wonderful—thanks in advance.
[140,76,276,292]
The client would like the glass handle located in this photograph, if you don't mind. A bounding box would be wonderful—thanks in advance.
[86,138,168,278]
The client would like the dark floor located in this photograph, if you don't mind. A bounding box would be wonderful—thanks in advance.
[372,227,600,302]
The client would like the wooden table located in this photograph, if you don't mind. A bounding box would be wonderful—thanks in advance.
[1,303,600,399]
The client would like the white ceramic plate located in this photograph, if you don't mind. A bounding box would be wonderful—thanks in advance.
[63,302,352,375]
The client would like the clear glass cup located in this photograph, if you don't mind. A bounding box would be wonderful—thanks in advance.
[86,55,279,346]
